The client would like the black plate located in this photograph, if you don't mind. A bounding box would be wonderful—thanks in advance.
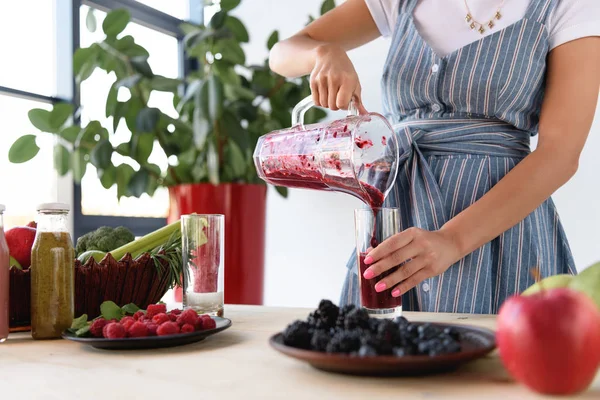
[270,322,496,376]
[62,316,231,350]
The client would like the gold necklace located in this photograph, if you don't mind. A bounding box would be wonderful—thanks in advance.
[464,0,505,34]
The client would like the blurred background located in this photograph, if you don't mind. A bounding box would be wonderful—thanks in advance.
[1,0,598,308]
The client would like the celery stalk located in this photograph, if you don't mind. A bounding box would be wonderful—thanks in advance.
[110,219,182,261]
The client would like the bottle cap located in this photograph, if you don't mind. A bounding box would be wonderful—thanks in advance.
[36,203,70,212]
[0,204,5,213]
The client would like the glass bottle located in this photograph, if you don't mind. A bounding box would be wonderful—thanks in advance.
[0,205,9,342]
[30,203,74,339]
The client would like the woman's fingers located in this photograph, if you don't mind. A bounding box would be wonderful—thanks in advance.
[391,269,431,297]
[363,241,421,279]
[310,72,321,107]
[366,227,419,265]
[336,82,354,110]
[372,257,427,294]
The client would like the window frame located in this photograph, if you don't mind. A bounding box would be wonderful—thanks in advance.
[0,0,202,239]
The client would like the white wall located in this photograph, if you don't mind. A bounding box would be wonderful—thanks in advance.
[233,0,600,307]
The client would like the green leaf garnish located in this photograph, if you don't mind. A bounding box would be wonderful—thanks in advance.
[70,314,89,331]
[100,301,125,321]
[122,303,141,315]
[75,325,91,337]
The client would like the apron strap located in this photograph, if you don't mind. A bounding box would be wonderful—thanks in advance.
[524,0,556,24]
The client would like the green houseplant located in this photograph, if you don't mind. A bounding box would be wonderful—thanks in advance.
[8,0,335,305]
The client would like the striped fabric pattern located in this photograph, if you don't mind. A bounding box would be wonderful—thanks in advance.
[340,0,576,314]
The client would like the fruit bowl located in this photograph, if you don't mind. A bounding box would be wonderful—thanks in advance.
[9,252,172,330]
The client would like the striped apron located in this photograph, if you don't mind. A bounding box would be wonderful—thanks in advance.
[340,0,576,314]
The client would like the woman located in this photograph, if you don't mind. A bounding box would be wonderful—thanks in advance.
[270,0,600,313]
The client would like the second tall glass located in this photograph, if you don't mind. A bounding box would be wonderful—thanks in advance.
[355,207,402,318]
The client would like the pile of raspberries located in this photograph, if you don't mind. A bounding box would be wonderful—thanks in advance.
[91,304,217,339]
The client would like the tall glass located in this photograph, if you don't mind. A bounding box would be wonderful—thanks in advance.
[0,205,9,342]
[182,214,224,317]
[355,207,402,318]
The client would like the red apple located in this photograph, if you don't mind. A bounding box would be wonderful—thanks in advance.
[5,226,36,269]
[497,288,600,395]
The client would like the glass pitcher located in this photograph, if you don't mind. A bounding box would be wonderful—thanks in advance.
[253,96,399,207]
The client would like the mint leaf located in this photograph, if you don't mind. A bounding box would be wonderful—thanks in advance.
[100,300,125,321]
[75,325,91,337]
[70,314,88,331]
[122,303,141,314]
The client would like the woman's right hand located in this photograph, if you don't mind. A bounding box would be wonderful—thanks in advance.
[310,44,368,114]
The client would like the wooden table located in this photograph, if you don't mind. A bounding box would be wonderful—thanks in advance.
[1,305,598,400]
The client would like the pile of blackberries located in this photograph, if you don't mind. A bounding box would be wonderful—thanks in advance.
[281,300,462,357]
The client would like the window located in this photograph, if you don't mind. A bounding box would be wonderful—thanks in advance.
[134,0,189,20]
[78,6,179,218]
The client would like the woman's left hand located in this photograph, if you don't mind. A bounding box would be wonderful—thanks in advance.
[362,227,462,297]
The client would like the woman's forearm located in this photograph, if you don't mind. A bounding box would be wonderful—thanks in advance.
[269,36,325,78]
[440,147,577,259]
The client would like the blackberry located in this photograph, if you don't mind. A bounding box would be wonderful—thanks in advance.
[443,327,461,341]
[392,346,415,357]
[377,319,403,346]
[417,323,441,340]
[317,300,339,327]
[282,320,312,349]
[326,330,362,353]
[358,345,378,357]
[310,329,331,351]
[367,318,381,334]
[335,304,356,328]
[393,316,409,329]
[361,334,392,355]
[307,311,328,331]
[344,308,370,330]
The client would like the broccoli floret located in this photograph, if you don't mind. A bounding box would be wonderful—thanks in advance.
[75,226,135,256]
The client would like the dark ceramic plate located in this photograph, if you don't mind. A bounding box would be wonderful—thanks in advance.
[270,322,496,376]
[62,316,231,350]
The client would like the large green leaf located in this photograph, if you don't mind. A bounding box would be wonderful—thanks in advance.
[177,79,202,112]
[216,39,246,65]
[275,186,289,198]
[267,31,279,51]
[136,107,160,133]
[53,144,71,176]
[213,62,240,86]
[115,74,141,89]
[71,149,87,183]
[132,133,154,163]
[103,9,130,37]
[224,85,255,101]
[106,83,118,118]
[127,169,150,198]
[86,7,97,32]
[221,110,248,152]
[207,75,224,122]
[28,109,53,132]
[113,35,149,58]
[113,101,127,132]
[90,139,113,170]
[220,0,241,11]
[193,108,210,150]
[116,163,135,199]
[130,56,153,78]
[320,0,335,15]
[209,11,227,29]
[151,76,181,92]
[78,120,108,146]
[224,16,248,43]
[207,141,219,185]
[98,165,117,189]
[9,135,39,163]
[73,45,99,83]
[49,103,74,130]
[59,126,81,143]
[226,141,246,178]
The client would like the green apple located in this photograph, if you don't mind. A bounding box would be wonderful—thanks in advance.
[522,274,574,296]
[569,262,600,310]
[77,250,107,264]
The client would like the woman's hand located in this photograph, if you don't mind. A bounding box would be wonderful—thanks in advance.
[310,44,368,113]
[362,228,463,297]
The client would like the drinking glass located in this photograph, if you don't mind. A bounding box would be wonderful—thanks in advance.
[355,207,402,318]
[182,214,224,317]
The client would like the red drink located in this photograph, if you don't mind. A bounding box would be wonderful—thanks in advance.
[359,253,402,310]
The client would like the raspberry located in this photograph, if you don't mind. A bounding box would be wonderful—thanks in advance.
[146,303,167,318]
[120,316,135,331]
[90,318,108,338]
[102,319,118,338]
[152,313,170,325]
[147,323,158,336]
[169,313,178,322]
[133,311,145,321]
[170,309,182,316]
[181,323,195,334]
[194,318,203,331]
[176,309,199,327]
[201,316,216,330]
[156,321,180,336]
[128,322,149,338]
[104,323,126,339]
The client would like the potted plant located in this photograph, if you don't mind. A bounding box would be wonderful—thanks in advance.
[7,0,334,305]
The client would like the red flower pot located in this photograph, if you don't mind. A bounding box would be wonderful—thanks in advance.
[168,183,267,305]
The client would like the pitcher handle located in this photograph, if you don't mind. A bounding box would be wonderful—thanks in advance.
[291,95,360,128]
